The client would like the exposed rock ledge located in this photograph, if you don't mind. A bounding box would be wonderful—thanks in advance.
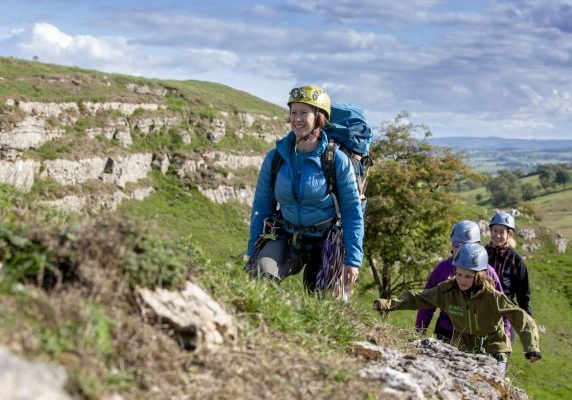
[355,339,527,400]
[41,187,155,214]
[41,153,153,188]
[198,184,254,206]
[0,159,41,192]
[15,100,163,117]
[0,346,71,400]
[0,153,152,193]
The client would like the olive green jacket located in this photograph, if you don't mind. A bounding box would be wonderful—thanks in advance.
[378,280,540,355]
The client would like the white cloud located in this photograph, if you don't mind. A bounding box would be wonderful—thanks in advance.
[185,48,239,71]
[3,22,134,68]
[1,1,572,139]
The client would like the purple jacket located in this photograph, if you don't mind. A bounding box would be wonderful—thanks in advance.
[415,257,512,339]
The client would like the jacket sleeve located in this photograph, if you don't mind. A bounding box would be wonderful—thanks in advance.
[415,264,443,332]
[487,265,512,339]
[514,255,533,316]
[497,293,540,355]
[334,150,364,267]
[379,286,442,312]
[247,149,278,256]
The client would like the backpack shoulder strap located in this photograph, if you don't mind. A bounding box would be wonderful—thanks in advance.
[322,139,341,220]
[321,138,337,194]
[270,150,284,195]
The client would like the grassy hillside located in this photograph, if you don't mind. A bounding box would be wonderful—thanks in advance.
[1,57,570,399]
[0,56,285,116]
[460,174,572,239]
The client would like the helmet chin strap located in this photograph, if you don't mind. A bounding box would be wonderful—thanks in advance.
[296,129,317,144]
[295,108,319,145]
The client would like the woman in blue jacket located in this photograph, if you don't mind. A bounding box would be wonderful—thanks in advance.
[246,86,363,292]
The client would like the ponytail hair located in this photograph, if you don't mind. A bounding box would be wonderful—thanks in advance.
[474,270,495,291]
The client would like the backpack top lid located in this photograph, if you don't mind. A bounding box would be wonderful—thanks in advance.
[326,103,373,156]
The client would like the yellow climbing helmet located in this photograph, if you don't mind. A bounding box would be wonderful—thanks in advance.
[287,86,331,120]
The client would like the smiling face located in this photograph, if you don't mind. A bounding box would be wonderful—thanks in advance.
[289,102,316,138]
[455,267,477,292]
[490,224,510,247]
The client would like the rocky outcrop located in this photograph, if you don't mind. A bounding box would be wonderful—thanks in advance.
[554,235,568,254]
[517,228,536,241]
[100,153,153,188]
[171,155,207,179]
[132,116,181,135]
[41,157,107,185]
[126,83,168,97]
[206,119,226,143]
[0,346,71,400]
[41,187,154,213]
[16,101,79,117]
[478,220,490,238]
[238,112,256,127]
[41,153,153,188]
[355,339,527,400]
[198,184,254,206]
[0,116,64,152]
[82,101,162,115]
[203,151,264,170]
[138,281,237,352]
[0,159,41,192]
[85,118,132,147]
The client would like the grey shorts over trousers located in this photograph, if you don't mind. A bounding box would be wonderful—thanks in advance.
[247,235,323,292]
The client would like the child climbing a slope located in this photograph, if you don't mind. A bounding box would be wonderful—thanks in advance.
[374,243,541,374]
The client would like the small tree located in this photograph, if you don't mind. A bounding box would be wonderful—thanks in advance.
[521,182,537,201]
[365,112,474,298]
[554,164,570,189]
[486,171,522,206]
[538,165,557,191]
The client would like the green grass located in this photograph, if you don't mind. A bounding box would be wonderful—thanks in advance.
[507,243,572,398]
[0,56,284,117]
[459,175,572,239]
[529,188,572,239]
[121,171,249,266]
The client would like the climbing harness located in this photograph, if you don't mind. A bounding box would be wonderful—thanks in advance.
[244,213,284,276]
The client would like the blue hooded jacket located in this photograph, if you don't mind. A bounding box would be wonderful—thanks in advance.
[247,131,364,267]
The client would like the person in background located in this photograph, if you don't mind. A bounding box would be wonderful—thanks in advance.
[375,243,541,375]
[415,220,511,342]
[245,86,363,293]
[486,211,532,316]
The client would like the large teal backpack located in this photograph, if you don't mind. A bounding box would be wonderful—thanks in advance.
[271,103,373,215]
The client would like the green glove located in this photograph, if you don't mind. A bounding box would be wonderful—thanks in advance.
[373,299,390,311]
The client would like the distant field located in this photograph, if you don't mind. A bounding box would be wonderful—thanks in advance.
[458,175,572,239]
[530,188,572,239]
[460,149,572,174]
[429,137,572,174]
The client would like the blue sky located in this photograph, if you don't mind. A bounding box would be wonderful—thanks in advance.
[1,0,571,139]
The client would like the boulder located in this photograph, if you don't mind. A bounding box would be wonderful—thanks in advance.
[138,281,237,352]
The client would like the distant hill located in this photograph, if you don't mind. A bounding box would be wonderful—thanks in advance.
[428,136,572,174]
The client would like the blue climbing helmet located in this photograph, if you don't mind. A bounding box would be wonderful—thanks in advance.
[450,220,481,244]
[489,211,515,231]
[452,243,488,271]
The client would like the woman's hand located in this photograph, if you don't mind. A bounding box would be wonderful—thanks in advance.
[525,352,541,363]
[373,299,389,311]
[343,265,359,284]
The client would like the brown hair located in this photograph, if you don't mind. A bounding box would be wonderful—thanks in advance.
[474,270,495,290]
[447,269,495,291]
[287,106,328,132]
